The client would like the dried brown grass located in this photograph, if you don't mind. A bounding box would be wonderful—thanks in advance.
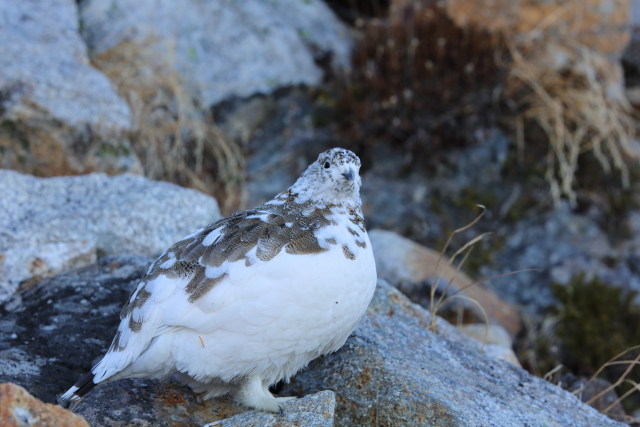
[506,41,637,204]
[0,121,139,177]
[91,40,245,213]
[0,124,71,176]
[570,346,640,423]
[428,204,533,339]
[428,206,491,333]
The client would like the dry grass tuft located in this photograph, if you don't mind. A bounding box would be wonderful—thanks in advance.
[92,40,245,213]
[428,205,490,333]
[505,42,637,204]
[0,120,140,178]
[575,346,640,423]
[428,205,529,335]
[0,124,75,176]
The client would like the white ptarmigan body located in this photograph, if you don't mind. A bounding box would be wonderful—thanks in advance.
[60,148,377,412]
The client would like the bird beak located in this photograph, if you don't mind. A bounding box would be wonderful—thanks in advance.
[342,169,355,181]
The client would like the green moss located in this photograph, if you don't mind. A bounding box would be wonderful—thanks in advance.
[552,275,640,374]
[0,120,28,149]
[428,194,445,217]
[119,142,132,156]
[503,196,533,223]
[524,335,560,379]
[499,150,549,223]
[311,89,340,128]
[97,141,132,158]
[551,275,640,411]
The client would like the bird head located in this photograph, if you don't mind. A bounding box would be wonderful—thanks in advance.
[288,148,362,205]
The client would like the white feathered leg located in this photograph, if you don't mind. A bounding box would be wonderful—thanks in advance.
[236,376,296,412]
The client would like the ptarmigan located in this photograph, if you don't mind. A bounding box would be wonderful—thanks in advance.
[60,147,377,412]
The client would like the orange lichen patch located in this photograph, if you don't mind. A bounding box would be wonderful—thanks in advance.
[152,384,246,424]
[156,386,188,407]
[357,367,372,390]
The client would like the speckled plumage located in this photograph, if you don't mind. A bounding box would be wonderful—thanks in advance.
[60,148,377,412]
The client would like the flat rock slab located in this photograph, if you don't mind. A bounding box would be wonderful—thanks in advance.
[282,281,624,426]
[0,171,220,302]
[0,256,153,405]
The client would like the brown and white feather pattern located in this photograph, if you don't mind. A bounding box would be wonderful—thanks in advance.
[60,147,377,413]
[119,192,367,333]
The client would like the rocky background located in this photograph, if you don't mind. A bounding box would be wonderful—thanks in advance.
[2,0,640,425]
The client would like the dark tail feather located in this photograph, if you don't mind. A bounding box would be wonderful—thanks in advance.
[58,372,96,409]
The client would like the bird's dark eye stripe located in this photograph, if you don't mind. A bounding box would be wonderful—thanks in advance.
[324,162,330,169]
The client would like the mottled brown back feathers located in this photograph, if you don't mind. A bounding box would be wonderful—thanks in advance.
[120,198,365,336]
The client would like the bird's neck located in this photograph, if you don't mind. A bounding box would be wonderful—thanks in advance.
[273,189,362,210]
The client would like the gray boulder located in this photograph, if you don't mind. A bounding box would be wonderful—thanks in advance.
[481,202,626,310]
[282,280,623,426]
[0,171,220,302]
[0,0,138,176]
[79,0,353,106]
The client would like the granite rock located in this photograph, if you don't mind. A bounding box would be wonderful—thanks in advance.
[213,390,335,427]
[0,0,138,176]
[481,203,625,311]
[282,280,623,426]
[79,0,353,106]
[0,171,220,302]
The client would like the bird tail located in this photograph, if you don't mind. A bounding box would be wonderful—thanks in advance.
[58,372,97,410]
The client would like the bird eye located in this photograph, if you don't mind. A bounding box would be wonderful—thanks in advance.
[324,162,331,169]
